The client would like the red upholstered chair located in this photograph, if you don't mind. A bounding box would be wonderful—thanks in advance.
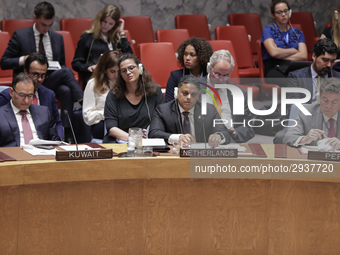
[0,19,34,37]
[59,18,93,49]
[155,29,190,52]
[214,26,260,79]
[0,31,13,86]
[228,13,263,66]
[54,31,81,88]
[208,40,259,100]
[256,40,281,97]
[175,14,211,40]
[290,12,317,60]
[122,16,155,59]
[138,42,178,93]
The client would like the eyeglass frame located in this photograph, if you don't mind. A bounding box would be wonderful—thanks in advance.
[12,87,35,99]
[120,65,137,74]
[29,72,48,79]
[275,9,290,16]
[212,69,230,79]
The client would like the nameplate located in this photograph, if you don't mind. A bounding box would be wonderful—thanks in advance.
[308,151,340,161]
[180,149,238,158]
[56,149,113,161]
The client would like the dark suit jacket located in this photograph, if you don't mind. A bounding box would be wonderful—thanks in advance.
[0,26,65,77]
[0,86,63,139]
[287,66,340,103]
[148,100,231,144]
[0,103,60,147]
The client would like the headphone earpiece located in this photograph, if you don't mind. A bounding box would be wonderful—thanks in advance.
[207,62,211,73]
[288,9,292,19]
[174,87,178,99]
[138,63,143,75]
[335,10,339,21]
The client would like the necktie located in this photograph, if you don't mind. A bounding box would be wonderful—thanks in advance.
[182,111,191,134]
[328,118,336,138]
[39,34,45,55]
[19,110,33,144]
[317,75,322,92]
[32,94,37,105]
[214,91,221,117]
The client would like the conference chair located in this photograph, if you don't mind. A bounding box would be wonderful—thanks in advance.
[175,14,211,40]
[122,16,155,58]
[228,13,263,66]
[289,12,317,60]
[138,42,178,93]
[0,19,34,37]
[214,26,260,79]
[155,29,190,52]
[54,31,80,88]
[59,18,93,49]
[208,40,259,100]
[256,40,281,97]
[0,31,13,86]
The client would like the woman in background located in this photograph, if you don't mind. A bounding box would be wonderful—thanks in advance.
[261,0,307,86]
[104,54,164,143]
[165,37,213,102]
[321,5,340,71]
[82,50,121,139]
[72,4,133,85]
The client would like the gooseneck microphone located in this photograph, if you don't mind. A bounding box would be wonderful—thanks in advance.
[63,110,78,151]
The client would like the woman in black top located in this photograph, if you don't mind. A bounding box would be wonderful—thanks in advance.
[72,5,133,85]
[104,54,164,143]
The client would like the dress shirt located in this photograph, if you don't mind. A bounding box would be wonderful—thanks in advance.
[10,101,38,146]
[311,66,328,103]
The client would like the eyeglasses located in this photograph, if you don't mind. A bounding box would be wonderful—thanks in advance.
[212,70,230,79]
[181,90,199,98]
[13,88,35,99]
[29,72,47,79]
[275,9,290,16]
[120,65,137,74]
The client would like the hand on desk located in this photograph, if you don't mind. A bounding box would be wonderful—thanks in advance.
[208,133,222,148]
[300,129,324,145]
[325,137,340,150]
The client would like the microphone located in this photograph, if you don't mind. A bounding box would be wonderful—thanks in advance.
[199,115,207,149]
[63,110,78,151]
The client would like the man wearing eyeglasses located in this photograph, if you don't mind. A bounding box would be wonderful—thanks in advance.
[0,52,63,139]
[148,76,231,147]
[205,50,254,143]
[0,73,60,147]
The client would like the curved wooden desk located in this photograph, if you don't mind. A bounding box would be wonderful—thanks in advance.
[0,144,339,254]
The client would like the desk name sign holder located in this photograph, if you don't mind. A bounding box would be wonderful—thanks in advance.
[308,151,340,162]
[56,148,113,161]
[180,148,237,158]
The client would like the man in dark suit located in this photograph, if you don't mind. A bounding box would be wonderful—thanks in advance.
[284,78,340,150]
[287,38,340,104]
[204,50,255,143]
[149,76,231,147]
[0,52,63,139]
[0,73,60,147]
[0,1,83,142]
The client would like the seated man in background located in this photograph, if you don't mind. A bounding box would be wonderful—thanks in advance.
[0,1,83,142]
[0,52,63,139]
[0,73,60,147]
[148,76,231,147]
[287,38,340,104]
[204,50,254,143]
[284,78,340,150]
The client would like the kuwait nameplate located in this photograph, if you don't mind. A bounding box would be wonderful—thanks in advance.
[56,149,113,161]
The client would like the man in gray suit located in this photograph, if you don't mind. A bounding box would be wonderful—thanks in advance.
[284,78,340,150]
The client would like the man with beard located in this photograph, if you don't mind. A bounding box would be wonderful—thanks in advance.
[287,38,340,104]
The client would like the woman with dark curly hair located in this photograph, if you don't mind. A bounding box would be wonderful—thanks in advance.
[165,37,213,102]
[103,53,165,143]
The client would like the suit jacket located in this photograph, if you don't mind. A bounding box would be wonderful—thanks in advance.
[0,103,60,147]
[0,26,65,77]
[283,104,340,146]
[0,86,63,139]
[148,100,231,144]
[287,66,340,103]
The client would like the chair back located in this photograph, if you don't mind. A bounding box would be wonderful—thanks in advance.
[155,29,190,52]
[59,18,93,48]
[175,14,211,40]
[138,42,178,90]
[1,19,34,37]
[0,31,13,86]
